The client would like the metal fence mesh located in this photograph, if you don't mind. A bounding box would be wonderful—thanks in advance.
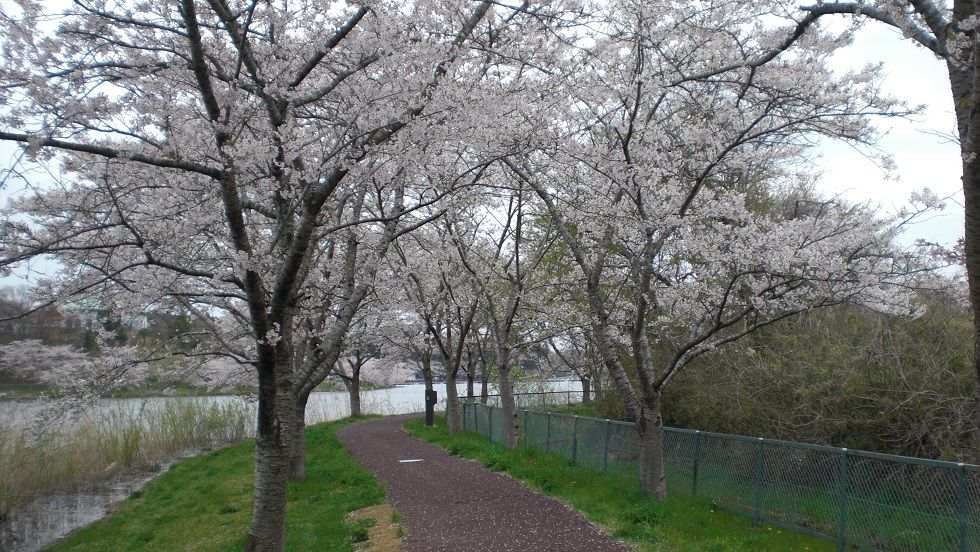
[460,399,980,552]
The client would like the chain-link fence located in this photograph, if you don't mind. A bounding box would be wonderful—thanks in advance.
[461,399,980,552]
[466,390,585,410]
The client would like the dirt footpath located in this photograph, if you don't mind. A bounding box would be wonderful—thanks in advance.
[337,415,631,552]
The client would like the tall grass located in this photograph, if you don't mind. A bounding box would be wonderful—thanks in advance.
[0,399,252,519]
[0,385,423,522]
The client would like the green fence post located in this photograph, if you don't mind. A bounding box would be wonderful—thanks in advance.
[691,430,702,495]
[488,404,493,441]
[477,405,490,437]
[753,437,764,528]
[462,400,467,432]
[838,448,848,551]
[547,412,552,452]
[958,463,968,552]
[523,409,529,447]
[603,419,611,472]
[572,415,579,465]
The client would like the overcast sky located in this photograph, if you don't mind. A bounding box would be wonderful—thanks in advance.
[820,21,963,248]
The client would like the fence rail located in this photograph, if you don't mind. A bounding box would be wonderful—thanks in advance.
[461,399,980,552]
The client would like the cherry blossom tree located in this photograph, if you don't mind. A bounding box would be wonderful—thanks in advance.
[469,323,493,402]
[0,340,91,386]
[0,0,572,548]
[372,301,437,391]
[450,182,561,446]
[503,0,933,499]
[543,329,603,403]
[790,0,980,466]
[387,216,481,434]
[336,339,371,419]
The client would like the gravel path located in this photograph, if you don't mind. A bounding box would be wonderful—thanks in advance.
[337,415,631,552]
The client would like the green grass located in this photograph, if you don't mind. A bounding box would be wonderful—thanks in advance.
[106,385,257,398]
[48,418,385,551]
[0,383,257,399]
[406,416,835,552]
[537,401,604,417]
[0,382,49,398]
[515,404,972,551]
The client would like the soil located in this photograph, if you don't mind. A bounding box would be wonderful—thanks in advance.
[347,503,402,552]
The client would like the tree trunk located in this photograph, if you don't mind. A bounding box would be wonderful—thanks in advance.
[479,357,489,404]
[975,357,980,463]
[343,377,362,417]
[288,390,310,482]
[947,50,980,464]
[965,158,980,463]
[245,365,294,551]
[498,361,518,448]
[637,395,667,501]
[421,349,434,394]
[964,147,980,463]
[466,353,476,399]
[445,372,462,433]
[581,376,592,403]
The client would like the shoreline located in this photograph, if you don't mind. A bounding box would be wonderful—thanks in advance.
[0,447,207,552]
[0,380,408,401]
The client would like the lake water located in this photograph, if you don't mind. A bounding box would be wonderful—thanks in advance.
[0,379,582,429]
[0,379,580,551]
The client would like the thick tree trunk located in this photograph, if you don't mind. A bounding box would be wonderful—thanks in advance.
[445,372,462,433]
[975,341,980,463]
[498,361,518,448]
[288,390,310,481]
[965,158,980,463]
[637,395,667,501]
[947,50,980,464]
[964,150,980,463]
[580,376,592,403]
[343,377,361,417]
[245,366,295,552]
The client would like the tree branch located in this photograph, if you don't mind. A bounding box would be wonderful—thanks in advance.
[0,131,222,179]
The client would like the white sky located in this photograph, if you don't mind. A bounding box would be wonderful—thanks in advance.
[819,22,963,248]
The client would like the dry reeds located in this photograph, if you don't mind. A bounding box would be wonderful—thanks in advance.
[0,399,252,518]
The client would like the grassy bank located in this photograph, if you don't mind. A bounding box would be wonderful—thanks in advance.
[405,417,834,552]
[0,400,252,518]
[0,383,49,399]
[48,418,386,551]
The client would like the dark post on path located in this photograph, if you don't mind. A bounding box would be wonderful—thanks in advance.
[425,390,437,427]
